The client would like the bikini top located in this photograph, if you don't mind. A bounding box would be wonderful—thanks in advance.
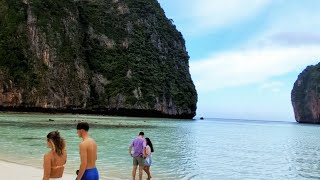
[52,154,66,170]
[52,164,65,169]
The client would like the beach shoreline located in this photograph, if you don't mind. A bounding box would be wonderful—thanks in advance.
[0,159,117,180]
[0,159,76,180]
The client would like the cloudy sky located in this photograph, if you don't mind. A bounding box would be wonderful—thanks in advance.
[158,0,320,121]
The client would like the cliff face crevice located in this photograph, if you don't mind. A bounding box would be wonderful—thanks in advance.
[0,0,197,119]
[291,63,320,123]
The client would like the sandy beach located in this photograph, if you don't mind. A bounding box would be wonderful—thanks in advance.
[0,160,76,180]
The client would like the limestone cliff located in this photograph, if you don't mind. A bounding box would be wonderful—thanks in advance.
[291,63,320,123]
[0,0,197,118]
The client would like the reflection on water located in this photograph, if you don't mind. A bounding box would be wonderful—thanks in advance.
[1,113,320,179]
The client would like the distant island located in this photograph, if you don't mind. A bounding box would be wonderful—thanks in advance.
[0,0,197,119]
[292,62,320,123]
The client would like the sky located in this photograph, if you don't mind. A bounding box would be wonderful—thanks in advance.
[158,0,320,121]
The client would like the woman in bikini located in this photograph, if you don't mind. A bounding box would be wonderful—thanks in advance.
[43,130,67,180]
[144,138,154,180]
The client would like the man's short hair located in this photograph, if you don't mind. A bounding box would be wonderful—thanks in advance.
[139,132,144,136]
[77,122,89,131]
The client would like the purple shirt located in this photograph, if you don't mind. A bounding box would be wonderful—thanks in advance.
[130,137,146,157]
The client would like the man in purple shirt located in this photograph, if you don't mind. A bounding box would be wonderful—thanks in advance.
[129,132,146,180]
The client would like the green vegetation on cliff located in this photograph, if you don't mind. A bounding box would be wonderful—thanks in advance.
[0,0,197,118]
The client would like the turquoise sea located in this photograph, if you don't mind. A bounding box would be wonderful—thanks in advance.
[1,113,320,180]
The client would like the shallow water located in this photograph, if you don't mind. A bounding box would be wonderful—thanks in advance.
[0,113,320,179]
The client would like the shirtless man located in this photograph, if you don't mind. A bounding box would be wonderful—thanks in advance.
[76,122,99,180]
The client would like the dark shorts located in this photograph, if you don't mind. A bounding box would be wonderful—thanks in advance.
[133,156,144,166]
[81,168,99,180]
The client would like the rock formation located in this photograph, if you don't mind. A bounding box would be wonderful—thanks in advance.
[291,63,320,123]
[0,0,197,119]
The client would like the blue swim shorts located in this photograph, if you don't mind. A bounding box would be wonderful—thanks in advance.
[77,168,99,180]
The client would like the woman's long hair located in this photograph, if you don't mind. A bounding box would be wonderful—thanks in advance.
[145,138,154,152]
[47,131,66,156]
